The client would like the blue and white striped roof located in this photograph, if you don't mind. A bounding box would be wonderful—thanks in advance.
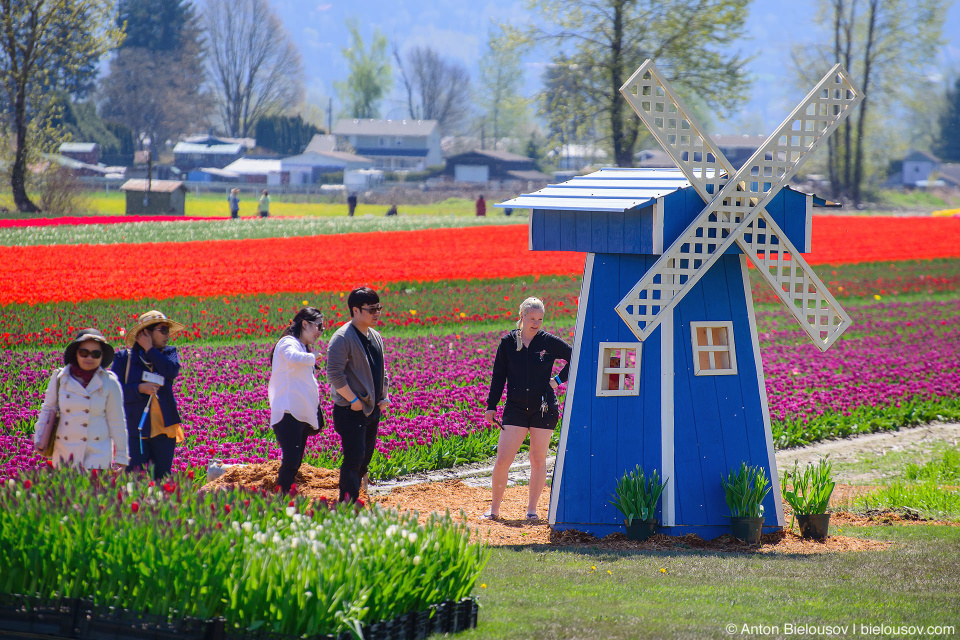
[496,167,701,212]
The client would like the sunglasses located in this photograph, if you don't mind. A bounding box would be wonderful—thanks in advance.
[361,305,383,313]
[77,348,103,359]
[149,325,170,335]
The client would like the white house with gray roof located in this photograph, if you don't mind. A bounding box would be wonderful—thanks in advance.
[332,119,441,171]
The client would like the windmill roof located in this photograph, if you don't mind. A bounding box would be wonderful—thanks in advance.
[497,168,703,212]
[499,167,836,213]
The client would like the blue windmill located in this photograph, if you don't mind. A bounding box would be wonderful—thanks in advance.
[499,61,863,538]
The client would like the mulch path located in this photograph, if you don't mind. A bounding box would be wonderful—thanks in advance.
[202,460,369,504]
[202,466,955,554]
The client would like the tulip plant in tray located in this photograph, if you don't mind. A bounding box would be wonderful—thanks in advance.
[0,467,489,636]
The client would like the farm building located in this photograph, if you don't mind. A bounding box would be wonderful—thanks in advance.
[58,142,99,165]
[444,149,550,184]
[333,119,442,171]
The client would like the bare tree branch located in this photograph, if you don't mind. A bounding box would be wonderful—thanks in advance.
[202,0,304,137]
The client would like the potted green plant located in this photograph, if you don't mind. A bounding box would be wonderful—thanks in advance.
[722,462,771,544]
[609,465,667,541]
[780,458,835,540]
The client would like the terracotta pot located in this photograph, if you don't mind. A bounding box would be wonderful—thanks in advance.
[797,513,830,540]
[729,516,765,544]
[625,518,658,541]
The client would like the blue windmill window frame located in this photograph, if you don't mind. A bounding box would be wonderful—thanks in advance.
[596,342,642,397]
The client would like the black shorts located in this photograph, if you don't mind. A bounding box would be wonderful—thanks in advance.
[501,403,560,430]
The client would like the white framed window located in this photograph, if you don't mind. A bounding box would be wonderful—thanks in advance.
[596,342,642,397]
[690,321,738,375]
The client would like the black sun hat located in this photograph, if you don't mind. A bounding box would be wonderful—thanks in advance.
[63,328,116,368]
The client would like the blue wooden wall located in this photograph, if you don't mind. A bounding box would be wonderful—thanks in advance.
[531,187,810,255]
[552,253,780,538]
[530,204,659,254]
[668,254,779,538]
[553,253,663,532]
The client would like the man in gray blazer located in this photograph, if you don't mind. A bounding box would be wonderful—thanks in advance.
[326,286,390,502]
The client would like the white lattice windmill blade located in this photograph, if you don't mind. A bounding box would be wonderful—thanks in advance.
[620,62,859,350]
[620,61,732,197]
[614,62,863,346]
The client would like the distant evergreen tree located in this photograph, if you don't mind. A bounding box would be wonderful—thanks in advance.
[117,0,192,50]
[255,115,320,155]
[935,75,960,162]
[100,0,210,146]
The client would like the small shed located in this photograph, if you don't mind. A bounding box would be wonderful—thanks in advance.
[120,179,187,215]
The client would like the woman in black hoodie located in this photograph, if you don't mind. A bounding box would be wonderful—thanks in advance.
[484,297,571,521]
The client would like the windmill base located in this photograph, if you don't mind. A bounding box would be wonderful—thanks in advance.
[551,521,782,540]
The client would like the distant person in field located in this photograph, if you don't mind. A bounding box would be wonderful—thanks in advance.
[35,329,129,470]
[347,192,358,216]
[476,194,486,217]
[484,297,571,521]
[228,188,240,219]
[327,287,391,503]
[258,190,270,218]
[113,311,187,480]
[385,204,398,216]
[269,307,326,494]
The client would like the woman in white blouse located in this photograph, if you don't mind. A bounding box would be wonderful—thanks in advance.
[35,329,129,470]
[268,307,325,493]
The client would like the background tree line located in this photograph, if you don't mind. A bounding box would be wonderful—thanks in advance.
[1,0,957,212]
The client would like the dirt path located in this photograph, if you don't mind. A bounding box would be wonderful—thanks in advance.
[774,421,960,483]
[369,422,960,495]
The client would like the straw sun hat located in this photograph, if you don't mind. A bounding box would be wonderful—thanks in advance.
[124,310,186,348]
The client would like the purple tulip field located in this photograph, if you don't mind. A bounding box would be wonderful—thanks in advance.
[3,298,958,485]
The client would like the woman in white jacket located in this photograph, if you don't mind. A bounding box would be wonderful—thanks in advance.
[269,307,325,493]
[35,329,129,470]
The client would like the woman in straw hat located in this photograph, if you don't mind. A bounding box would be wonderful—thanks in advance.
[34,329,129,470]
[112,311,187,479]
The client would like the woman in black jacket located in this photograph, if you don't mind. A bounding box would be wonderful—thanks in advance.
[484,297,571,521]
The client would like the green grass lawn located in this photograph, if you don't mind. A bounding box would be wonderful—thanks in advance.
[467,526,960,639]
[88,191,480,217]
[0,189,484,217]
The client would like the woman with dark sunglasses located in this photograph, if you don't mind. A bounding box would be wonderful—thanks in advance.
[35,329,129,470]
[269,307,327,494]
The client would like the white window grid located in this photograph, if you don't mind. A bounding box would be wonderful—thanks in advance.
[690,321,738,376]
[596,342,642,397]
